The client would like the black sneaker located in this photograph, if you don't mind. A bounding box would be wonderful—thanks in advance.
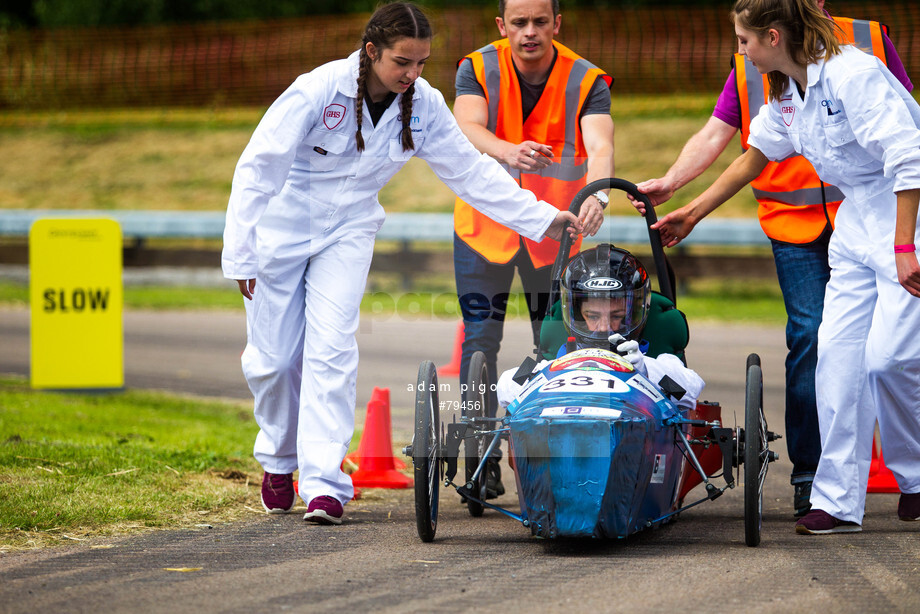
[485,458,505,499]
[794,481,813,518]
[899,492,920,521]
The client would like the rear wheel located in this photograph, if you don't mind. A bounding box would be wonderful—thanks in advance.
[744,353,766,547]
[413,361,441,542]
[463,351,490,517]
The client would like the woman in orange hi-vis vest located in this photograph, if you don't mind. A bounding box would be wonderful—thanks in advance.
[634,0,911,521]
[451,0,614,497]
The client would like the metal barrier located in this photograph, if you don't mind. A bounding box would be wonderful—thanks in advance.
[0,210,769,246]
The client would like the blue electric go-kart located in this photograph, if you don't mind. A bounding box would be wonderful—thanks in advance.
[405,178,780,547]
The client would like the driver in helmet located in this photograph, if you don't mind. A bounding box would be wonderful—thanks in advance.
[497,244,704,411]
[560,243,651,359]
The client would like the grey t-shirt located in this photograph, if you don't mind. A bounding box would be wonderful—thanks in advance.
[455,51,611,123]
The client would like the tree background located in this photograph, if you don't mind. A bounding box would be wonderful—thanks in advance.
[3,0,728,29]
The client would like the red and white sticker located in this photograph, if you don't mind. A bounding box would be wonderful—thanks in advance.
[323,103,346,130]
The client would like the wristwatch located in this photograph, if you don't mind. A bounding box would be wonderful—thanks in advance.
[592,191,609,209]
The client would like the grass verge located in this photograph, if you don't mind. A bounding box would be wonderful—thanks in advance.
[0,376,266,551]
[0,374,377,552]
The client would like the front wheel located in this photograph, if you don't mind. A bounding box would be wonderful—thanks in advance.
[463,351,490,517]
[743,353,767,547]
[413,361,441,542]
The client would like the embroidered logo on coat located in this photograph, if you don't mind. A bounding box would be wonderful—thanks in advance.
[821,99,842,116]
[781,97,795,126]
[323,104,346,130]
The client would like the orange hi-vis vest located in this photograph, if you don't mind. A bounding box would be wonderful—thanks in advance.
[736,17,889,244]
[454,39,612,266]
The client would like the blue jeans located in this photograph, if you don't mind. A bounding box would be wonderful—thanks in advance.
[771,229,831,483]
[454,234,552,416]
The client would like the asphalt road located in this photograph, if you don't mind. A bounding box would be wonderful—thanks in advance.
[1,308,919,612]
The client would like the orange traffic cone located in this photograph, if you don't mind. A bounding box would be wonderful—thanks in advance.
[437,321,464,377]
[867,433,899,494]
[345,386,405,471]
[344,387,413,489]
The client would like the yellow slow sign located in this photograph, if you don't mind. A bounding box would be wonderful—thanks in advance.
[29,218,124,389]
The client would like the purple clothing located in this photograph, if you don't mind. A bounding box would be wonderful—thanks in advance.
[713,22,912,127]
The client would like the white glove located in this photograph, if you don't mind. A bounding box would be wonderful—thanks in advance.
[608,333,647,376]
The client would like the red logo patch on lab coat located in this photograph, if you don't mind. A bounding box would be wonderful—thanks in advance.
[323,104,346,130]
[781,103,795,126]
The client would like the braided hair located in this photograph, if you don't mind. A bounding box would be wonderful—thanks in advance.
[355,2,432,152]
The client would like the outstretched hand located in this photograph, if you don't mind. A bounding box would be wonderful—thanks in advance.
[545,210,583,242]
[650,206,697,248]
[579,197,605,237]
[629,177,676,215]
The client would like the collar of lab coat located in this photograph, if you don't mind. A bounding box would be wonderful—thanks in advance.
[337,51,361,99]
[786,49,830,105]
[338,50,422,104]
[806,52,828,93]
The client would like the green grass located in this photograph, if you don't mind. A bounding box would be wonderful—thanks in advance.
[121,285,243,310]
[0,375,264,549]
[0,282,242,311]
[676,278,786,326]
[0,373,375,551]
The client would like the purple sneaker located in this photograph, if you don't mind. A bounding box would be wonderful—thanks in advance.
[303,496,344,525]
[898,492,920,521]
[260,472,295,514]
[795,509,861,535]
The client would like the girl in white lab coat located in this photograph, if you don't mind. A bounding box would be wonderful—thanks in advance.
[650,0,920,534]
[222,2,583,525]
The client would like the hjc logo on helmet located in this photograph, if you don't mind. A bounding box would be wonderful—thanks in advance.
[582,278,622,290]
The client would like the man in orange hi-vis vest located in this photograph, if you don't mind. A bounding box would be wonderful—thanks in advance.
[634,0,912,519]
[452,0,614,498]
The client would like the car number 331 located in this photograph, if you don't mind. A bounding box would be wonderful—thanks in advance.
[541,372,628,394]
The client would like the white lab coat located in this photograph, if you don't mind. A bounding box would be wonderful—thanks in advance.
[222,51,560,505]
[749,45,920,522]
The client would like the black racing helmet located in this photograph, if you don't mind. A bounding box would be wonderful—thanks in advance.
[560,244,651,347]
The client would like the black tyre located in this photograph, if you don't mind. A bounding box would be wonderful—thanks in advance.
[744,353,766,547]
[413,361,441,542]
[463,351,490,517]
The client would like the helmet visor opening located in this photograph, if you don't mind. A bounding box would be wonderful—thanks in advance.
[564,291,647,342]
